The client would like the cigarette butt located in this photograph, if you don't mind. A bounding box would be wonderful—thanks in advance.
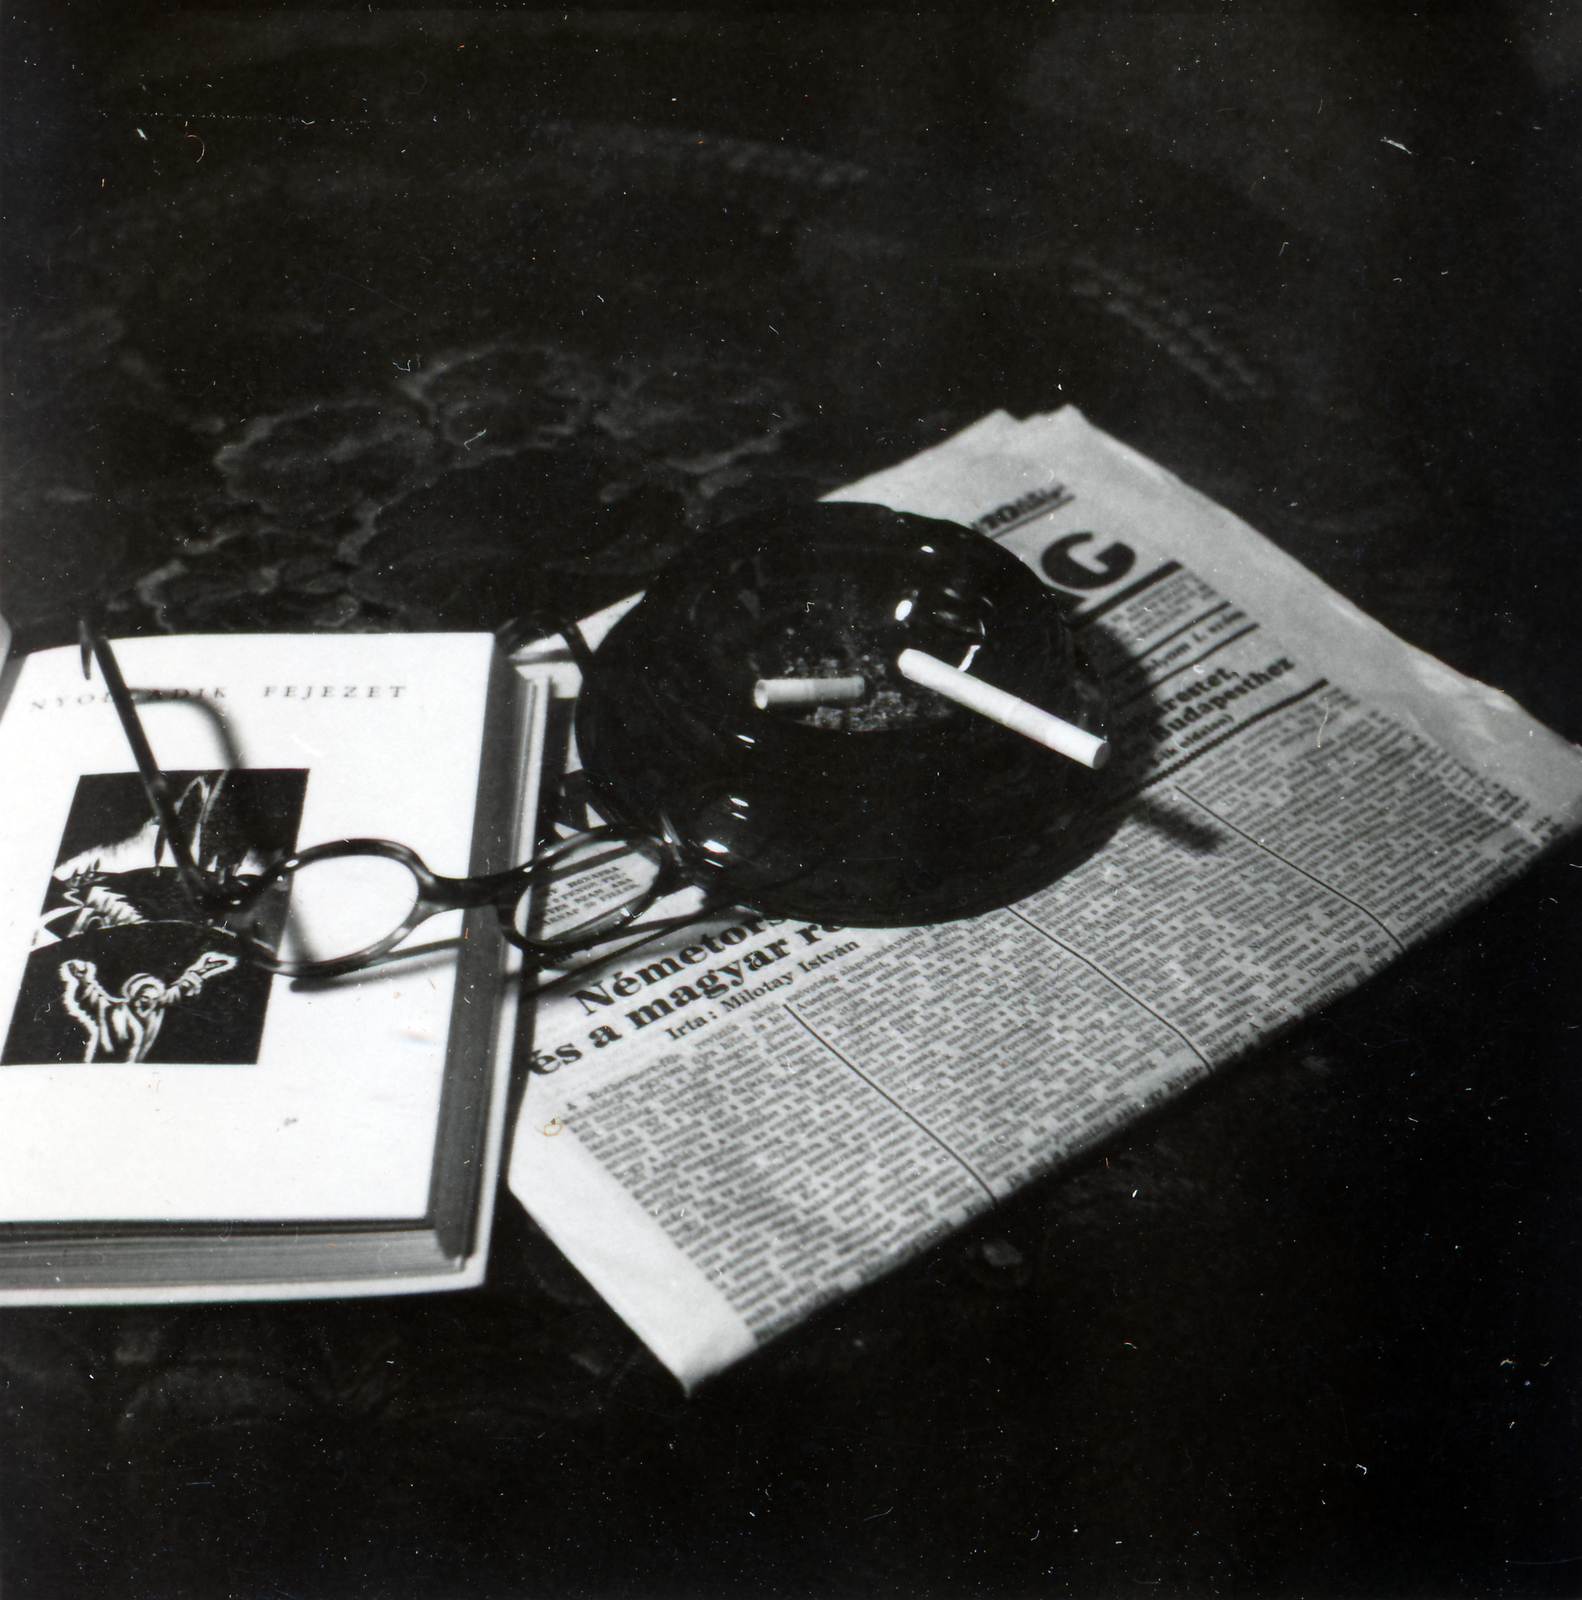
[896,648,1111,769]
[753,675,867,711]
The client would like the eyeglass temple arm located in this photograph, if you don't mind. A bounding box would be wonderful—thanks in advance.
[79,622,231,908]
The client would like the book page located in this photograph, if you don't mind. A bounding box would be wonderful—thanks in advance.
[509,409,1582,1390]
[0,632,505,1223]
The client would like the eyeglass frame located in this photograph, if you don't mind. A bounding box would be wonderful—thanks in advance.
[78,623,693,979]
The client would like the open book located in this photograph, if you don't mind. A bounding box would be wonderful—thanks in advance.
[508,407,1582,1389]
[0,632,540,1302]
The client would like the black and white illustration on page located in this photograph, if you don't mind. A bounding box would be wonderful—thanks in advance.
[2,768,307,1066]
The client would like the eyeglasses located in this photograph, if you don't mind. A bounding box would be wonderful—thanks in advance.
[78,624,700,979]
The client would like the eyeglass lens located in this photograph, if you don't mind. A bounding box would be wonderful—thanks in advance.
[273,854,424,969]
[511,834,667,949]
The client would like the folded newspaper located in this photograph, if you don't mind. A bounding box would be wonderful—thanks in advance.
[508,406,1582,1390]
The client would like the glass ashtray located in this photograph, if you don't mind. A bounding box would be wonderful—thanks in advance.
[574,501,1115,925]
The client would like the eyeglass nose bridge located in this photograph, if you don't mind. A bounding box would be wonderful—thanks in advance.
[246,829,686,976]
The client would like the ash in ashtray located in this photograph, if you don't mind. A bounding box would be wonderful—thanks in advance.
[768,642,959,732]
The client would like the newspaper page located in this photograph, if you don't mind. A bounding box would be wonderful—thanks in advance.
[508,406,1582,1391]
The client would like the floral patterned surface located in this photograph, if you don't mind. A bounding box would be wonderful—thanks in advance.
[5,104,1473,667]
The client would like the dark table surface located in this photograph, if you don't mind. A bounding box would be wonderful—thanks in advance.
[3,8,1580,1596]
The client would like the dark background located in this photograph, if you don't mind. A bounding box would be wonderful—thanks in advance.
[3,5,1580,1595]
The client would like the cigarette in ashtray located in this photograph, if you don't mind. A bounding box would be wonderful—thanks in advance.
[753,675,868,711]
[896,648,1111,770]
